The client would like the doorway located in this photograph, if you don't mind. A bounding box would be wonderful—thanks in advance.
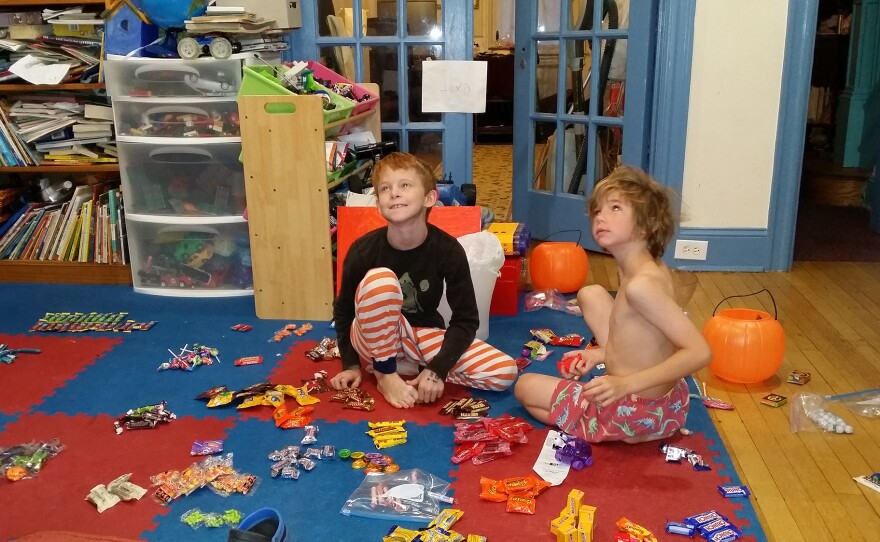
[793,0,880,261]
[471,0,516,221]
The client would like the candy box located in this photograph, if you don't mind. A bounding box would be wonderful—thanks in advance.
[787,370,811,385]
[760,393,788,408]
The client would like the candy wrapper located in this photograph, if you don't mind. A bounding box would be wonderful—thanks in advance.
[340,468,451,522]
[306,338,340,361]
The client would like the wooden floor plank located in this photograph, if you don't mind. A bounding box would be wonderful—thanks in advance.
[579,253,880,541]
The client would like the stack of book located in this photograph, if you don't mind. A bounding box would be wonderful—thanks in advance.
[185,7,288,54]
[0,181,127,264]
[0,6,103,85]
[0,96,116,166]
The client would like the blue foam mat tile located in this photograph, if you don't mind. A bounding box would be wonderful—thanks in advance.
[143,418,459,541]
[0,412,17,434]
[35,327,317,419]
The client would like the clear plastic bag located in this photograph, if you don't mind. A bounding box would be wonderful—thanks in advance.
[340,468,451,522]
[829,389,880,418]
[789,393,854,434]
[524,289,568,312]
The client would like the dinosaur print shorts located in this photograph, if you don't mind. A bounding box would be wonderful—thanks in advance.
[548,378,690,443]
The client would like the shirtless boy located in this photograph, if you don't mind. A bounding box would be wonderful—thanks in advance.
[514,166,711,442]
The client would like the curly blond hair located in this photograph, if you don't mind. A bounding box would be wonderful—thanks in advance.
[588,166,675,259]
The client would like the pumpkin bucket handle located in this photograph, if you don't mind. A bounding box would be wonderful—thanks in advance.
[712,288,778,320]
[543,229,583,246]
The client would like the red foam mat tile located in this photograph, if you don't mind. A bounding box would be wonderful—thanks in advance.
[0,411,235,540]
[0,334,120,415]
[447,429,755,541]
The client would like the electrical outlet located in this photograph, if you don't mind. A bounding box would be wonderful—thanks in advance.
[674,240,708,260]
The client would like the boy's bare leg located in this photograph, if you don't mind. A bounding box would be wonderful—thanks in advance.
[376,372,419,408]
[577,285,613,345]
[514,373,566,424]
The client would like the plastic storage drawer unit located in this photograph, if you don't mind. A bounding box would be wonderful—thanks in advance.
[112,97,240,138]
[126,218,253,297]
[117,140,246,216]
[104,55,243,98]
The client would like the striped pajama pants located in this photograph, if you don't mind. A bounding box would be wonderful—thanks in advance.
[350,268,517,391]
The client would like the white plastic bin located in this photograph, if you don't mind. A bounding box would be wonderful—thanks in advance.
[438,232,505,340]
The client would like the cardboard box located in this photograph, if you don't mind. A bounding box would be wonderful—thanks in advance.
[215,0,302,29]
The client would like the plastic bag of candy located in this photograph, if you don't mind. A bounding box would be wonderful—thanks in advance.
[523,289,568,312]
[340,468,451,521]
[790,393,854,434]
[0,439,64,481]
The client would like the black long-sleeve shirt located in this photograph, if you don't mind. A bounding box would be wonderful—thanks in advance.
[333,225,479,380]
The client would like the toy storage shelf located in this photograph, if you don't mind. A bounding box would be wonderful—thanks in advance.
[0,0,120,284]
[238,84,380,320]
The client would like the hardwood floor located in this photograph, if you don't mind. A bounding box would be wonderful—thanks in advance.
[586,252,880,542]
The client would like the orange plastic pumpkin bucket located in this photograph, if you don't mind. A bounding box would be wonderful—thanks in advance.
[529,241,589,294]
[703,289,786,384]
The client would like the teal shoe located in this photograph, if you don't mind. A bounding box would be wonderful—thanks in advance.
[227,507,288,542]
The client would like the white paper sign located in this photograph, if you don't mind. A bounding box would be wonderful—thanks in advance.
[421,60,488,113]
[9,55,71,85]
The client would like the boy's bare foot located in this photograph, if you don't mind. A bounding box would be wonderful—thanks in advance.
[376,373,418,408]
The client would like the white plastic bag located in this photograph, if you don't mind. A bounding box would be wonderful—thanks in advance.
[438,231,505,340]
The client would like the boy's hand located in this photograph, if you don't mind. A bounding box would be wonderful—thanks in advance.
[376,372,419,408]
[558,347,603,379]
[329,368,362,390]
[580,375,629,408]
[407,369,444,404]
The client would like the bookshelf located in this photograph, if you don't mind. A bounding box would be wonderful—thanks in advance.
[0,0,128,284]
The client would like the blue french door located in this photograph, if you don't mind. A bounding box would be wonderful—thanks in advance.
[511,0,658,250]
[289,1,473,183]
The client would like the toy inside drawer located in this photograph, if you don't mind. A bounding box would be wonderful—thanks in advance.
[117,140,246,216]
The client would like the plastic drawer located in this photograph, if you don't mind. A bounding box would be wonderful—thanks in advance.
[117,139,246,217]
[104,55,243,98]
[112,97,240,138]
[126,217,253,297]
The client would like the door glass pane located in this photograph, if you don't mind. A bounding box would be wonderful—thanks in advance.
[363,45,399,123]
[381,130,401,150]
[368,0,399,36]
[568,0,593,31]
[318,0,354,37]
[535,40,559,113]
[409,45,442,122]
[558,122,591,195]
[405,0,441,36]
[600,39,626,118]
[533,121,557,193]
[537,0,561,32]
[597,123,623,178]
[564,37,591,118]
[319,46,355,81]
[409,131,443,175]
[569,0,628,32]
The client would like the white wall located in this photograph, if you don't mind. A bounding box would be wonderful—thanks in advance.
[681,0,789,228]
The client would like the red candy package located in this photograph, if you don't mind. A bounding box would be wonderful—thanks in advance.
[550,333,584,347]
